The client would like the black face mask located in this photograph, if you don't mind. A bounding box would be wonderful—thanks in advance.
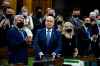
[65,29,72,33]
[6,14,12,18]
[57,21,62,25]
[91,24,97,28]
[73,15,80,18]
[48,14,54,16]
[85,23,91,27]
[36,11,42,16]
[17,22,24,28]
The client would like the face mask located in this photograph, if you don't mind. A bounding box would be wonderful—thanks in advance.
[57,21,62,25]
[6,14,12,18]
[37,11,42,16]
[85,23,91,27]
[22,12,28,17]
[17,22,24,28]
[48,14,54,16]
[91,16,96,20]
[65,29,72,33]
[73,15,80,18]
[96,20,100,26]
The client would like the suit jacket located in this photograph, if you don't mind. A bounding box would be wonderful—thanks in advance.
[7,27,27,48]
[78,25,92,48]
[62,34,78,57]
[69,16,83,29]
[33,28,62,56]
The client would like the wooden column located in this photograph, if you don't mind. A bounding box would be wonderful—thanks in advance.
[41,0,52,14]
[9,0,16,13]
[23,0,32,13]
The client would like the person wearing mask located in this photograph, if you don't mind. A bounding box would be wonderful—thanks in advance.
[0,0,10,15]
[61,22,78,58]
[0,7,15,28]
[89,11,97,21]
[44,8,57,29]
[69,8,83,30]
[7,15,33,66]
[94,9,100,16]
[56,15,64,32]
[32,7,44,37]
[0,7,15,66]
[95,17,100,65]
[78,17,92,56]
[47,9,56,17]
[21,6,33,30]
[96,16,100,35]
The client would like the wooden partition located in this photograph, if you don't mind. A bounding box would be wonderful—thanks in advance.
[32,0,52,15]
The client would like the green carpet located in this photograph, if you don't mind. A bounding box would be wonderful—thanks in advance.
[28,57,34,66]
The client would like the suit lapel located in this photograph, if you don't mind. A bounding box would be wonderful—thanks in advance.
[42,28,47,46]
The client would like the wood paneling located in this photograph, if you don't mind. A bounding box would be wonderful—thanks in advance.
[9,0,16,12]
[7,0,53,14]
[32,0,52,15]
[23,0,32,13]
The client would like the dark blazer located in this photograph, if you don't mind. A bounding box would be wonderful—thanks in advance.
[7,27,28,64]
[7,27,27,48]
[62,34,78,57]
[78,25,92,55]
[33,28,62,56]
[69,16,83,29]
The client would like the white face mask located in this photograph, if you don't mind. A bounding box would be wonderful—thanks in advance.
[22,12,28,16]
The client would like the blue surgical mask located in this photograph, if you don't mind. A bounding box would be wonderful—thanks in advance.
[96,20,100,26]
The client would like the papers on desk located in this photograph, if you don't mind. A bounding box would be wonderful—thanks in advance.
[63,59,84,66]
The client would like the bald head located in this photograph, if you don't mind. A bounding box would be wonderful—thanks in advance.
[45,16,55,29]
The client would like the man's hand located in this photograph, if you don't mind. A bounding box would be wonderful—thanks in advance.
[25,36,32,45]
[38,52,44,59]
[73,48,78,57]
[51,52,56,61]
[91,34,98,42]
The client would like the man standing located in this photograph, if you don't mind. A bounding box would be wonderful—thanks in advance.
[68,8,83,31]
[0,7,15,66]
[33,16,62,66]
[78,17,92,56]
[7,15,30,66]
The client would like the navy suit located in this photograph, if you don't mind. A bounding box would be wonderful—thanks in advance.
[69,16,82,29]
[7,27,27,64]
[78,25,92,56]
[33,28,62,58]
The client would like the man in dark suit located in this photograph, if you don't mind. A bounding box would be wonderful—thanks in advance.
[32,7,44,37]
[33,16,62,66]
[78,17,92,56]
[68,8,83,30]
[7,15,29,66]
